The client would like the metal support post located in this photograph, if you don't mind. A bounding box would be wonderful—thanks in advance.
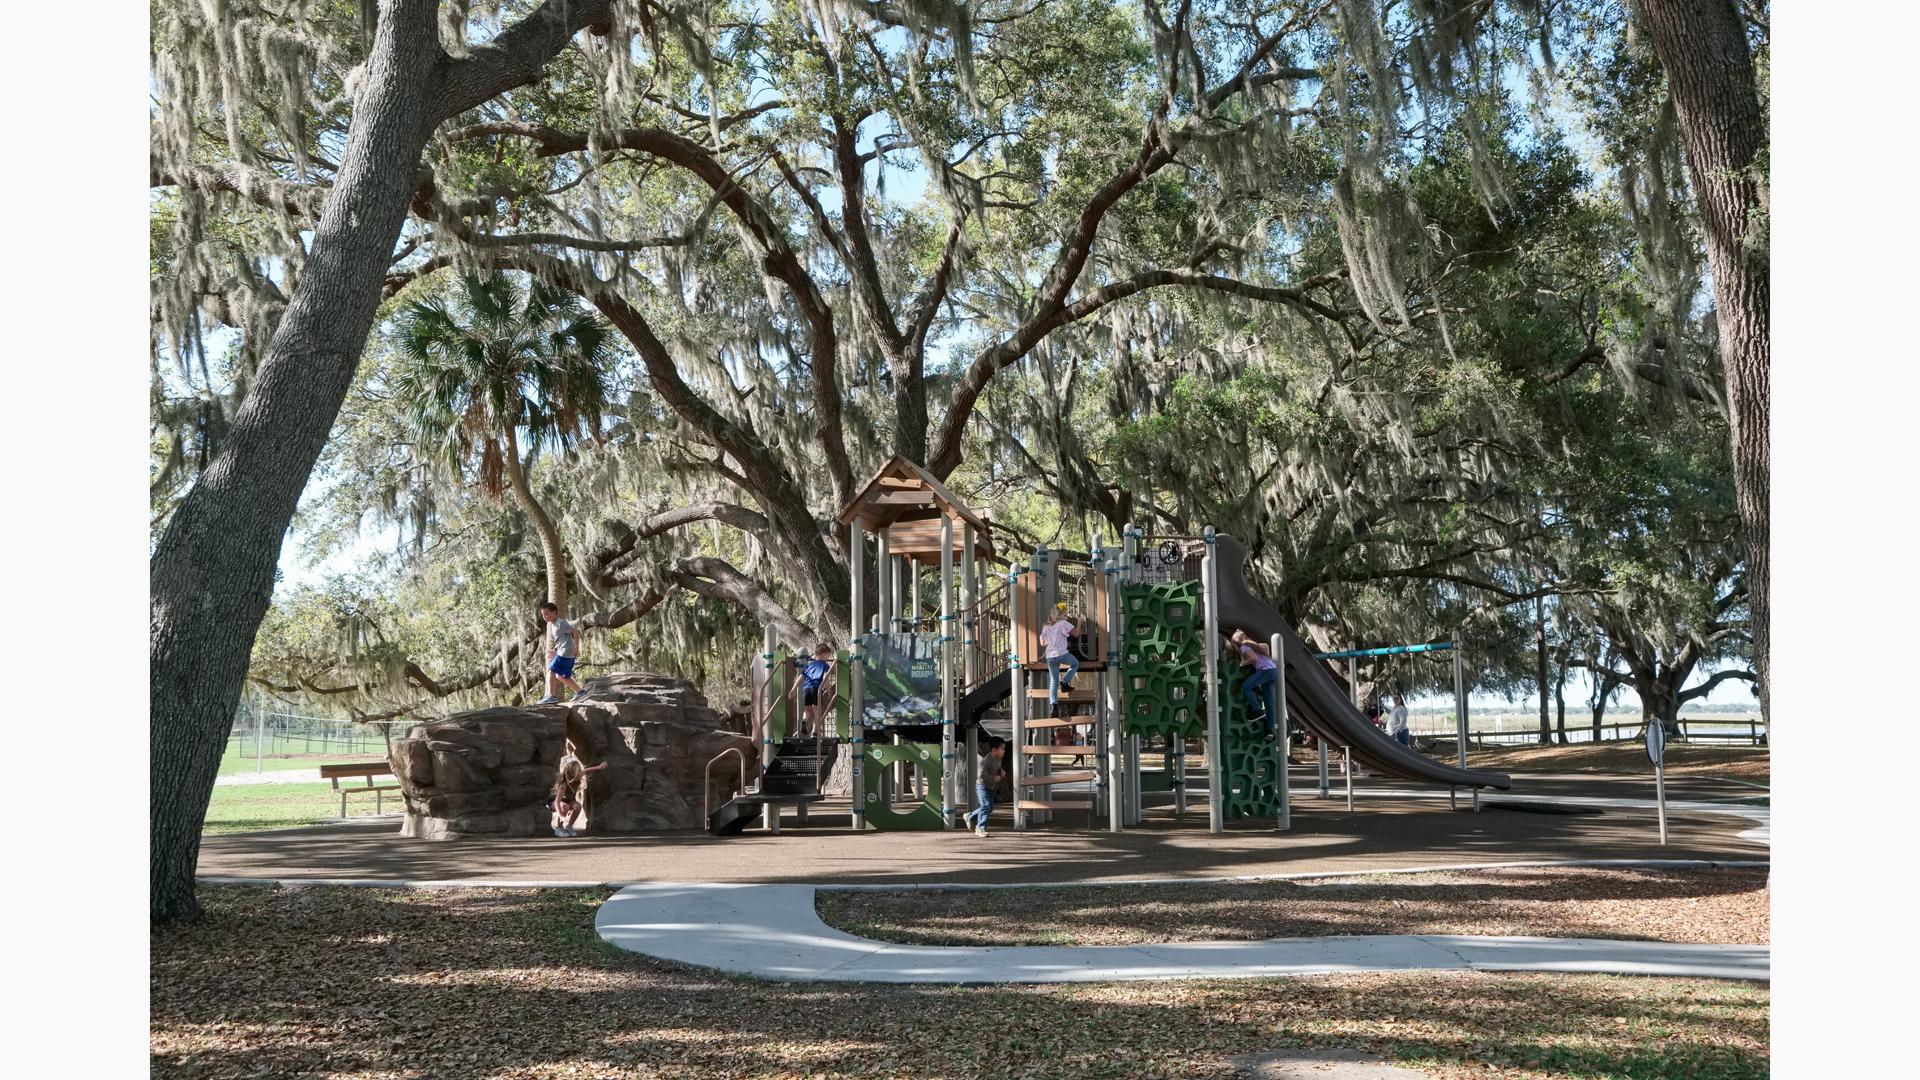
[1201,528,1223,834]
[1345,746,1354,812]
[875,531,892,634]
[849,523,867,831]
[255,699,266,776]
[1452,629,1468,767]
[1106,551,1124,832]
[940,516,956,829]
[1009,564,1028,831]
[1272,632,1289,830]
[761,626,778,831]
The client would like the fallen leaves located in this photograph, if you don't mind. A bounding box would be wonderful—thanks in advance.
[815,867,1770,948]
[152,886,1768,1079]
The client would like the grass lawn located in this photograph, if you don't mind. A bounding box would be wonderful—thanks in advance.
[202,782,393,834]
[152,886,1768,1079]
[1443,741,1770,782]
[817,867,1769,949]
[216,740,385,777]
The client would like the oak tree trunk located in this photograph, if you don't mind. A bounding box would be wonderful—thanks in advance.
[148,0,444,923]
[1637,0,1770,720]
[503,425,569,614]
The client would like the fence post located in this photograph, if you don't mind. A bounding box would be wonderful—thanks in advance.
[255,699,266,776]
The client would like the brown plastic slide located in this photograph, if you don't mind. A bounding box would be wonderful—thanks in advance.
[1213,535,1512,791]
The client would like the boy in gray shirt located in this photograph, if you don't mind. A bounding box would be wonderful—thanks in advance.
[537,601,584,703]
[964,737,1006,836]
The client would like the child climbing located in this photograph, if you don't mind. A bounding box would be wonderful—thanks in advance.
[1039,602,1079,713]
[788,644,837,737]
[1230,629,1280,736]
[964,737,1007,837]
[537,601,584,703]
[551,740,609,837]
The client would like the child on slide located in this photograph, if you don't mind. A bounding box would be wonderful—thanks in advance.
[1231,630,1280,737]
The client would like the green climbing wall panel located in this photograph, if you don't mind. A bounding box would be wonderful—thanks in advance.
[1216,651,1281,820]
[1118,580,1280,821]
[860,742,945,830]
[1118,580,1204,740]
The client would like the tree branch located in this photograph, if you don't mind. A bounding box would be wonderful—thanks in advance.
[431,0,614,124]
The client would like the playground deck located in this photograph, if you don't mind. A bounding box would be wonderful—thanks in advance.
[198,773,1764,886]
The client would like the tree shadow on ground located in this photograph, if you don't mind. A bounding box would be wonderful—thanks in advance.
[152,886,1768,1080]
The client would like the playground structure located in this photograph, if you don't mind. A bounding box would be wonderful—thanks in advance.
[707,457,1511,835]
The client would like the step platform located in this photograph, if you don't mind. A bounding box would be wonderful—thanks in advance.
[1025,687,1099,703]
[1019,744,1099,755]
[1023,717,1092,730]
[1019,770,1096,787]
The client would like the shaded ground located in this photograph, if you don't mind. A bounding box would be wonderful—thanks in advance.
[816,866,1769,947]
[195,776,1763,886]
[1446,742,1769,781]
[152,886,1769,1080]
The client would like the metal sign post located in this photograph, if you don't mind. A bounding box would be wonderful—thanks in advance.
[1647,720,1668,845]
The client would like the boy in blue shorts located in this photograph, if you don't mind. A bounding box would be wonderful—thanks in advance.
[538,601,584,703]
[788,644,837,737]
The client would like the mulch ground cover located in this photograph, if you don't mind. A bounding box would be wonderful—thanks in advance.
[815,866,1771,948]
[152,885,1767,1079]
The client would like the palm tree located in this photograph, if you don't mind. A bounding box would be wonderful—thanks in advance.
[391,272,613,615]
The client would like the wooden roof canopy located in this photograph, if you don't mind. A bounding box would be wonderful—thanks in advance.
[836,456,997,560]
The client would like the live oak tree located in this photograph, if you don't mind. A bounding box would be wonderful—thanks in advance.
[1630,0,1769,719]
[151,0,1757,920]
[153,0,623,923]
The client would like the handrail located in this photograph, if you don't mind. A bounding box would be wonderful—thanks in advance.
[704,746,750,824]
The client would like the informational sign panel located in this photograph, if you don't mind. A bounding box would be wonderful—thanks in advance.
[858,632,942,726]
[1646,720,1667,766]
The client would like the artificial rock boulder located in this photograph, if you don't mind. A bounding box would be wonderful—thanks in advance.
[389,673,755,839]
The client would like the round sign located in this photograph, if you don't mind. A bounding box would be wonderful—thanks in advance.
[1645,721,1667,766]
[1158,540,1181,565]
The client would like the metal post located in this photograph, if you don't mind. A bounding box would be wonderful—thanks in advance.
[1126,733,1142,825]
[1009,563,1028,831]
[875,530,891,635]
[940,516,956,829]
[1201,528,1223,834]
[1655,760,1668,844]
[1452,630,1468,769]
[849,523,867,832]
[961,523,978,686]
[1107,551,1124,832]
[761,626,779,832]
[255,698,266,777]
[1318,741,1330,798]
[1272,632,1289,830]
[1345,746,1354,811]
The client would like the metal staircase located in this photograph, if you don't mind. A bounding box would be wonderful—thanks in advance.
[706,735,840,835]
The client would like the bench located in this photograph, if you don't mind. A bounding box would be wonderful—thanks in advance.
[319,762,401,818]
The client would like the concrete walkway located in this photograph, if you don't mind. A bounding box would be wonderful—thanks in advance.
[594,882,1769,984]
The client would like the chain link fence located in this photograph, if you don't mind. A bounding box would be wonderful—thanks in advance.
[223,701,404,779]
